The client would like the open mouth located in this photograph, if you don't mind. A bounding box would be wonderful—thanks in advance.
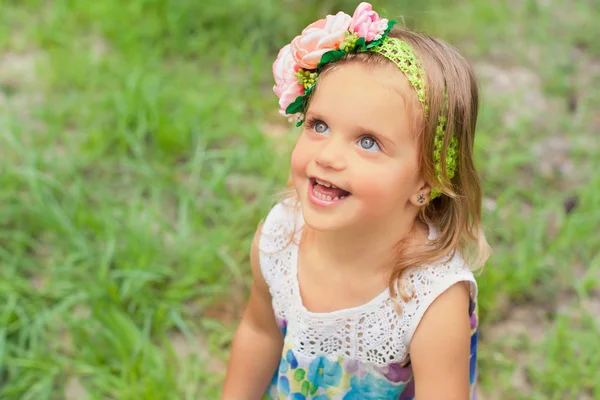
[309,177,352,203]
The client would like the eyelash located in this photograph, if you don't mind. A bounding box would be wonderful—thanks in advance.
[304,116,320,131]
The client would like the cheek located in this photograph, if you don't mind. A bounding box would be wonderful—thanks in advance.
[352,161,419,206]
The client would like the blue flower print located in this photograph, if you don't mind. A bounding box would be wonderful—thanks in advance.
[278,349,299,376]
[279,357,289,374]
[278,376,290,396]
[286,349,299,369]
[289,394,329,400]
[288,394,329,400]
[469,330,478,385]
[307,356,343,389]
[343,372,404,399]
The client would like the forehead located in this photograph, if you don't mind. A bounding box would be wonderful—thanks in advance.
[308,62,418,137]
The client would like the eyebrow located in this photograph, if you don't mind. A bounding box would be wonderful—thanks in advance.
[304,110,321,121]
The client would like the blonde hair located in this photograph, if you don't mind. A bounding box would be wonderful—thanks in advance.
[279,26,491,302]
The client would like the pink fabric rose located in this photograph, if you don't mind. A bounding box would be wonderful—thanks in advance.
[350,2,389,41]
[273,44,304,116]
[290,11,352,70]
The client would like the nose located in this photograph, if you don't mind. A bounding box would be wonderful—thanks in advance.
[314,137,347,171]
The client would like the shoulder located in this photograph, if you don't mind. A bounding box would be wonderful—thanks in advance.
[401,251,478,348]
[408,278,473,398]
[399,252,476,397]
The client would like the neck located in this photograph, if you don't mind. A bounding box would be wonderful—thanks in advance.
[303,208,426,275]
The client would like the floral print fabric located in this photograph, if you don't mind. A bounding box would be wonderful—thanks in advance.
[264,301,479,400]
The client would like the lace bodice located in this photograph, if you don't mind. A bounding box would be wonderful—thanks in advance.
[258,201,479,399]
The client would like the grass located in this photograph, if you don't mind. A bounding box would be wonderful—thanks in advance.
[0,0,598,398]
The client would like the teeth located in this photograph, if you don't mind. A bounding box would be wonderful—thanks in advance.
[314,190,349,202]
[314,191,335,201]
[315,178,338,189]
[315,178,330,187]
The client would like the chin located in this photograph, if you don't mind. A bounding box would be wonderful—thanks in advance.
[300,205,336,232]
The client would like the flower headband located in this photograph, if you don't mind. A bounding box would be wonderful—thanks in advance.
[272,2,457,200]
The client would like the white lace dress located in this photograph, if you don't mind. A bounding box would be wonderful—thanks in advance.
[259,201,479,400]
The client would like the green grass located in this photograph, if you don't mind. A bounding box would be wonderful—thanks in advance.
[0,0,598,398]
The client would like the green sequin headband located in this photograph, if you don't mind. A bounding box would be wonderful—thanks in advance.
[374,37,458,200]
[273,13,457,200]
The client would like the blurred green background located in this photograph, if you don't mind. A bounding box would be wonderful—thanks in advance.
[0,0,599,399]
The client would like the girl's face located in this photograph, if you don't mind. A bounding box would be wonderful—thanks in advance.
[290,62,426,233]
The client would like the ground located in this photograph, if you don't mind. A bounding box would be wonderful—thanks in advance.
[0,0,598,399]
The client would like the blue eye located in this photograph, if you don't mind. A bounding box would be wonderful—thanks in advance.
[313,120,330,135]
[358,136,380,152]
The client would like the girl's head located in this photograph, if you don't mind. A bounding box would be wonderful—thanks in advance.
[273,3,489,272]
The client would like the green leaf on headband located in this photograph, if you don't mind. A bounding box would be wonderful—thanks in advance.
[317,49,347,70]
[366,19,398,49]
[355,37,367,51]
[285,84,315,116]
[366,38,381,49]
[285,95,305,115]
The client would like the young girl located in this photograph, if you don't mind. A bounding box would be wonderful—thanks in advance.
[223,3,490,399]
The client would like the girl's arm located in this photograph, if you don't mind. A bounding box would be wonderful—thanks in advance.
[409,283,472,400]
[222,225,283,400]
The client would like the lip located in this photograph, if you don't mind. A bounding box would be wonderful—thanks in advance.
[307,177,351,207]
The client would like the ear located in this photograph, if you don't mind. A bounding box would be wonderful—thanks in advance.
[410,179,431,207]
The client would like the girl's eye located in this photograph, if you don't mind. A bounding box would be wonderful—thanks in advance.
[313,120,330,135]
[358,136,381,152]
